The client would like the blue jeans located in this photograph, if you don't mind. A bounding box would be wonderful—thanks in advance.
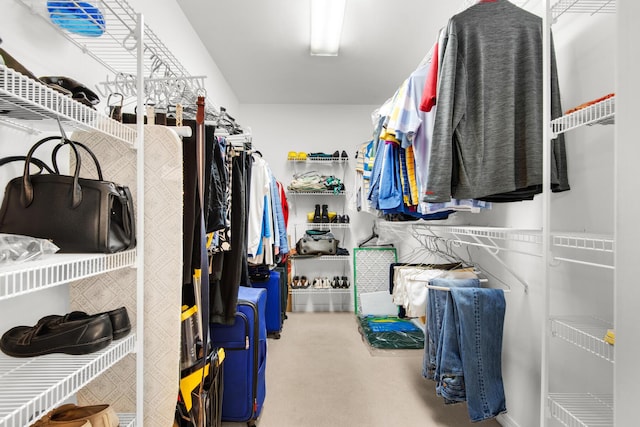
[438,286,507,422]
[423,278,479,381]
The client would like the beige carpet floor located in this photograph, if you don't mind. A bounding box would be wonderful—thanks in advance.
[222,312,501,427]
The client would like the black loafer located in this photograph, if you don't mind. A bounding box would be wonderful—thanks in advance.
[0,313,113,357]
[63,307,131,340]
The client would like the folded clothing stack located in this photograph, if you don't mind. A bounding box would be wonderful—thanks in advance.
[0,307,130,357]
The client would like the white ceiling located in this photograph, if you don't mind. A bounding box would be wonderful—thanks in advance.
[176,0,462,105]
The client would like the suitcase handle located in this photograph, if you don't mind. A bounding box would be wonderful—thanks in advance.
[222,312,251,351]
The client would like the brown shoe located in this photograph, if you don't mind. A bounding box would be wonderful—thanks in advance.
[31,419,89,427]
[35,404,119,427]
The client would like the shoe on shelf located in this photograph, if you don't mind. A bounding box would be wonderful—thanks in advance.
[343,215,350,224]
[31,404,119,427]
[287,151,297,160]
[313,277,322,289]
[300,276,308,288]
[321,204,329,223]
[341,150,349,160]
[332,150,340,159]
[342,276,350,288]
[297,152,307,160]
[292,276,300,289]
[1,312,113,357]
[313,204,321,223]
[57,307,130,340]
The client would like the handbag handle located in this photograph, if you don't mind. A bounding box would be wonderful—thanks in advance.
[0,156,55,175]
[51,139,104,180]
[21,136,83,209]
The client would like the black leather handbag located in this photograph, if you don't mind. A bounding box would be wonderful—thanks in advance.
[0,136,136,253]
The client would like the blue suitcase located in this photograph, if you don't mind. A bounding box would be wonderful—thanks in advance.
[210,286,267,426]
[251,270,283,338]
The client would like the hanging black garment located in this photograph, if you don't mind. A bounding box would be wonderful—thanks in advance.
[182,119,199,285]
[210,151,247,325]
[204,132,228,233]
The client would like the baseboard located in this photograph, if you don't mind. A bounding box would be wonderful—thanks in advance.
[496,413,522,427]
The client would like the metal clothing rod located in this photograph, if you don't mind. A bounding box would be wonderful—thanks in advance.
[425,282,511,293]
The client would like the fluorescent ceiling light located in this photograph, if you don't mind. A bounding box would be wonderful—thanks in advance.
[310,0,346,56]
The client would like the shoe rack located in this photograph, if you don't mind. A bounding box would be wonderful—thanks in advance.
[286,152,353,312]
[0,71,141,427]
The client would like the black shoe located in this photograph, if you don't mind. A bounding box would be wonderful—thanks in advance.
[341,150,348,160]
[321,204,329,223]
[343,214,350,223]
[1,313,113,357]
[332,150,340,159]
[313,204,321,223]
[63,307,131,340]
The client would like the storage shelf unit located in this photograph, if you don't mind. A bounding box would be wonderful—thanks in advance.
[0,250,136,301]
[0,334,136,427]
[288,158,348,163]
[551,96,615,135]
[287,191,346,196]
[302,223,351,229]
[290,255,350,261]
[551,0,615,20]
[543,3,616,426]
[291,288,351,295]
[548,393,613,427]
[0,65,136,145]
[551,316,614,362]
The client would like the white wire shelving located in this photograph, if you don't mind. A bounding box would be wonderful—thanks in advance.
[378,222,614,263]
[551,0,616,21]
[287,191,346,196]
[119,413,136,427]
[0,334,136,427]
[551,96,615,135]
[0,250,136,301]
[551,316,614,362]
[288,158,348,164]
[548,393,613,427]
[0,65,136,145]
[302,223,351,229]
[15,0,218,116]
[291,255,350,262]
[291,288,351,295]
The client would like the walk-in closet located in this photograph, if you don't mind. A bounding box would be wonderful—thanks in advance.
[0,1,637,427]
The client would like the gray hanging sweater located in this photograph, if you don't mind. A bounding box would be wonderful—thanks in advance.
[424,0,570,202]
